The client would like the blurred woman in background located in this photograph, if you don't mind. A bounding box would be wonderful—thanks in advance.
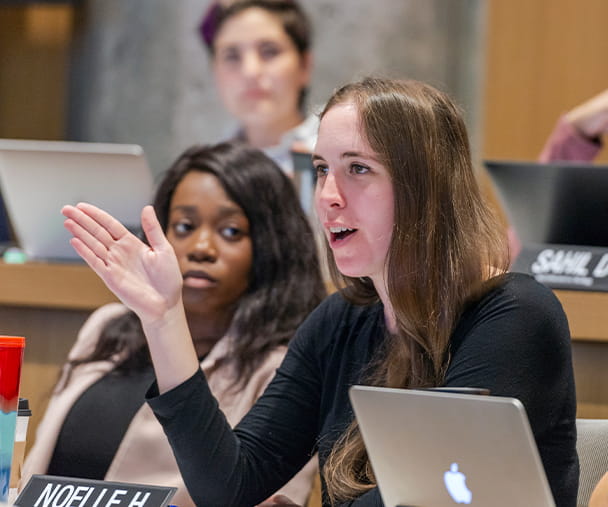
[200,0,316,173]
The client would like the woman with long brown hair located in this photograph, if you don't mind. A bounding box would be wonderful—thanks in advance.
[62,77,578,506]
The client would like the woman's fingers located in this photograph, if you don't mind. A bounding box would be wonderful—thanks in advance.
[62,203,129,246]
[68,236,108,275]
[61,203,184,324]
[140,205,169,252]
[75,202,131,240]
[62,202,145,263]
[61,205,113,259]
[63,215,111,264]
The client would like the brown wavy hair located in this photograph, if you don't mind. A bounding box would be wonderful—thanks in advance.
[321,77,509,504]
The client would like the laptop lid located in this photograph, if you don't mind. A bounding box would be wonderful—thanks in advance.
[0,139,154,261]
[484,159,608,247]
[349,385,555,507]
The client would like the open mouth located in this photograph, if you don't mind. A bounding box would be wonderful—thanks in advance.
[330,226,357,242]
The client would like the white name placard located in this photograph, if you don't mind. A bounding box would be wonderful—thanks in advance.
[14,475,176,507]
[513,243,608,291]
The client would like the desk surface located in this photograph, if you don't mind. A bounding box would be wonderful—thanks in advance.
[553,289,608,342]
[0,261,605,340]
[1,263,608,423]
[0,261,117,310]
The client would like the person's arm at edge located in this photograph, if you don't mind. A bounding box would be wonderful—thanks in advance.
[539,89,608,163]
[538,115,602,162]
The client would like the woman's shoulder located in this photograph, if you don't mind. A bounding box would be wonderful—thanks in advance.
[448,273,573,387]
[256,344,289,373]
[480,272,564,313]
[453,272,569,351]
[69,303,130,360]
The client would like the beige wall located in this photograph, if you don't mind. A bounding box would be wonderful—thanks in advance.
[0,5,72,140]
[481,0,608,164]
[477,0,608,225]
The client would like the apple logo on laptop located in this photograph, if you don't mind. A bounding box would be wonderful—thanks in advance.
[443,463,472,504]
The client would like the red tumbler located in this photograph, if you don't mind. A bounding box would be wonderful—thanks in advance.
[0,336,25,503]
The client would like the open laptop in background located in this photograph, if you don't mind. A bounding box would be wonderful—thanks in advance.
[0,139,154,261]
[349,386,555,507]
[484,160,608,247]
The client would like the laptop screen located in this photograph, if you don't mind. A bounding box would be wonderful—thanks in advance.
[0,193,12,244]
[0,139,154,261]
[484,160,608,247]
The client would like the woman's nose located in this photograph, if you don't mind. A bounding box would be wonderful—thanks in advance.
[316,171,346,210]
[188,229,218,262]
[241,52,262,78]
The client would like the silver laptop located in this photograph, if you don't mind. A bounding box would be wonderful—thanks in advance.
[484,160,608,247]
[349,385,555,507]
[0,139,154,261]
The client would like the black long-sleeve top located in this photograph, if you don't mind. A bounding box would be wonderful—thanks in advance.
[148,273,578,507]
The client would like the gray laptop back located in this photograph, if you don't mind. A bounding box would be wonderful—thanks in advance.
[349,386,555,507]
[484,159,608,247]
[0,139,154,261]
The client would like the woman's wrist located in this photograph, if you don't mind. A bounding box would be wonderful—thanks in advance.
[141,298,185,331]
[141,299,200,393]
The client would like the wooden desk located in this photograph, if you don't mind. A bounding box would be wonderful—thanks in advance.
[555,290,608,343]
[0,261,116,310]
[0,261,117,452]
[2,263,608,453]
[554,290,608,418]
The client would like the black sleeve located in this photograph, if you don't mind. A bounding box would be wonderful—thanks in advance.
[445,274,578,507]
[336,488,384,506]
[147,300,330,507]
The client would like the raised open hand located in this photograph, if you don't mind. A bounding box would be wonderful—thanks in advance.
[62,203,183,326]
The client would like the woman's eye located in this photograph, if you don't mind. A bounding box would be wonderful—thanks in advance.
[314,164,329,177]
[172,221,193,236]
[350,163,369,175]
[259,43,280,60]
[219,48,241,63]
[221,226,244,240]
